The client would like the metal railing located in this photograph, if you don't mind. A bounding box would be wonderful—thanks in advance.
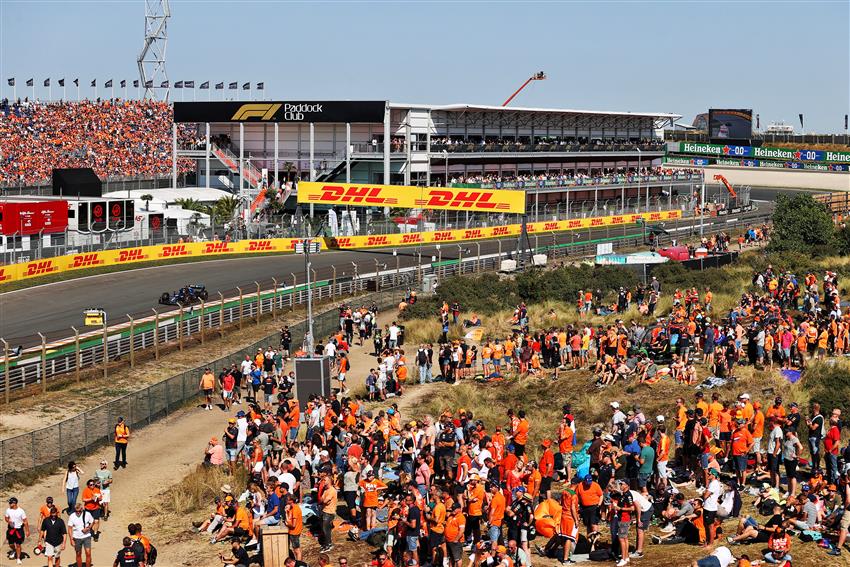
[351,141,667,154]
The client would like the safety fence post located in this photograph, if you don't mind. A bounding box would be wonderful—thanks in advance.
[152,309,160,360]
[2,339,9,404]
[255,281,261,325]
[272,278,278,321]
[128,315,135,367]
[218,292,225,336]
[237,287,244,330]
[102,320,108,381]
[178,304,185,350]
[290,274,296,312]
[199,300,205,344]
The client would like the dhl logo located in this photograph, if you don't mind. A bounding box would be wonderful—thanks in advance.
[248,241,274,252]
[310,186,397,205]
[628,215,642,223]
[568,220,583,229]
[72,253,104,268]
[421,190,507,210]
[492,227,510,236]
[327,237,352,248]
[433,231,455,242]
[543,222,559,231]
[25,260,57,277]
[590,218,604,227]
[117,249,148,263]
[666,211,679,218]
[0,268,10,282]
[649,213,662,220]
[611,216,624,224]
[204,242,234,254]
[527,224,537,233]
[401,234,423,244]
[366,236,389,247]
[231,103,282,121]
[463,229,483,239]
[159,244,190,258]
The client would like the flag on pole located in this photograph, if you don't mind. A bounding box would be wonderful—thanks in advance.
[200,81,209,89]
[242,82,250,90]
[133,79,139,88]
[160,80,169,88]
[43,78,50,87]
[6,78,14,87]
[90,79,96,87]
[104,80,113,88]
[120,80,126,88]
[144,80,153,88]
[174,81,184,88]
[228,82,237,90]
[73,78,79,87]
[798,114,804,128]
[26,78,34,87]
[185,80,195,88]
[215,82,224,89]
[58,79,65,87]
[257,82,264,90]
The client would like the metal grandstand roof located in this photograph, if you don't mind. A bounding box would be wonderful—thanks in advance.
[390,102,680,122]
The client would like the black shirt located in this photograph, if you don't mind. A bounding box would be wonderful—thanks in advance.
[225,425,238,449]
[785,412,801,434]
[616,490,634,520]
[40,517,66,547]
[262,376,276,395]
[407,505,421,532]
[232,546,250,565]
[437,429,456,457]
[115,546,142,567]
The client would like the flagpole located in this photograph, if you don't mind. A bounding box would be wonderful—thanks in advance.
[31,83,35,101]
[76,84,80,101]
[63,84,66,101]
[124,84,127,100]
[111,84,115,99]
[94,83,97,100]
[48,83,52,101]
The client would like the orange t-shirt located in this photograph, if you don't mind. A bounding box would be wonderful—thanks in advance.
[488,490,506,526]
[576,481,603,506]
[430,502,446,534]
[286,504,303,536]
[708,402,723,427]
[514,419,530,445]
[82,486,101,511]
[445,513,466,543]
[467,484,486,517]
[234,506,253,531]
[752,411,765,438]
[731,426,753,456]
[359,479,387,508]
[676,406,687,431]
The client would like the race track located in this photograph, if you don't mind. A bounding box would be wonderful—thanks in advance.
[3,181,810,346]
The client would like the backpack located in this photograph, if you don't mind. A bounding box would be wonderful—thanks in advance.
[417,350,428,365]
[147,544,158,565]
[691,423,704,448]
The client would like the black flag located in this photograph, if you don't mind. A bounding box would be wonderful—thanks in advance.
[104,80,113,88]
[160,80,169,88]
[798,114,804,128]
[756,114,760,130]
[215,82,224,89]
[26,78,33,87]
[257,82,264,90]
[242,82,250,90]
[845,114,848,131]
[73,78,79,87]
[6,78,14,87]
[43,78,50,87]
[91,79,96,87]
[174,81,184,88]
[185,80,195,88]
[58,79,65,87]
[228,82,237,90]
[145,80,153,88]
[200,81,209,89]
[120,80,126,88]
[133,80,139,88]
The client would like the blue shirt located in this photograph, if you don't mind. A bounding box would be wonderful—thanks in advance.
[267,493,281,520]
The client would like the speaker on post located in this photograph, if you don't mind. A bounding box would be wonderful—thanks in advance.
[52,168,102,197]
[293,356,332,406]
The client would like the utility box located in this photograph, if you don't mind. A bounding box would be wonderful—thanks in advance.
[261,525,290,567]
[500,259,517,273]
[293,356,332,404]
[532,254,548,267]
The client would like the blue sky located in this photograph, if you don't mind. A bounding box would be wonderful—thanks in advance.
[1,1,848,132]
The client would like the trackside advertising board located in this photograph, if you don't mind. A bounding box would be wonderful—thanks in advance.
[0,210,682,284]
[672,142,850,163]
[297,182,528,214]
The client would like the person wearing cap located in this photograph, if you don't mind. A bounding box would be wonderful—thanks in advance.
[703,468,722,546]
[730,417,753,487]
[611,479,636,567]
[765,526,792,564]
[114,416,130,470]
[4,497,29,565]
[576,474,603,540]
[95,460,114,520]
[39,505,65,567]
[81,477,103,541]
[486,482,506,545]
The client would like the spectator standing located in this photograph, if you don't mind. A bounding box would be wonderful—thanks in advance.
[39,505,66,567]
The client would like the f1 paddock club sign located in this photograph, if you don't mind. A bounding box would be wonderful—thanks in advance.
[672,142,850,164]
[173,101,386,123]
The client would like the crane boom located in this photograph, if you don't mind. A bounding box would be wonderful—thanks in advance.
[712,174,737,199]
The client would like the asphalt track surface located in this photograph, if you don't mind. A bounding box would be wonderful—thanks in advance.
[0,184,803,346]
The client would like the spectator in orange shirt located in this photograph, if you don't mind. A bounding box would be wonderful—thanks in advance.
[513,410,530,457]
[487,482,506,544]
[576,475,603,538]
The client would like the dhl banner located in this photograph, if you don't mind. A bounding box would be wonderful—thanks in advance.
[323,209,682,250]
[0,210,681,284]
[298,181,527,214]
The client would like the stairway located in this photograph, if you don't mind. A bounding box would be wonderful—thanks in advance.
[210,143,267,213]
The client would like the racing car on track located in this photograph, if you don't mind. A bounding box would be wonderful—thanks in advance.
[159,284,209,305]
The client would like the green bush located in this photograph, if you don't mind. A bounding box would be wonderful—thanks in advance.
[768,194,835,255]
[803,360,850,418]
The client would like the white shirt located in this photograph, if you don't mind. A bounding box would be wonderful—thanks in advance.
[236,417,249,442]
[703,479,722,512]
[4,507,26,529]
[279,472,297,492]
[65,470,79,490]
[67,511,93,539]
[324,342,336,358]
[710,546,735,567]
[389,325,400,340]
[629,491,653,513]
[240,360,253,376]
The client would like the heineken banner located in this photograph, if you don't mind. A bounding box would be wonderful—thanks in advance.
[671,142,850,163]
[665,156,849,172]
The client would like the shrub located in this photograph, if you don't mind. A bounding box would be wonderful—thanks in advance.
[803,359,850,419]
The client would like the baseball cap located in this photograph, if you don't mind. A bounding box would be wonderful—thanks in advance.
[739,393,750,400]
[584,474,593,483]
[7,497,16,504]
[228,418,236,424]
[236,410,246,417]
[610,401,620,409]
[656,415,665,423]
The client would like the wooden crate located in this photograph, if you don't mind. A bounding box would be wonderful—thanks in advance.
[261,525,290,567]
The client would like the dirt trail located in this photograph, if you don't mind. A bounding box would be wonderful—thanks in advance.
[4,308,442,566]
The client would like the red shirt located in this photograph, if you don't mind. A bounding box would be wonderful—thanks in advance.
[825,425,841,455]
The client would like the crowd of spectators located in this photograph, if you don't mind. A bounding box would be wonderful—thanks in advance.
[446,167,702,187]
[0,98,196,185]
[429,136,665,153]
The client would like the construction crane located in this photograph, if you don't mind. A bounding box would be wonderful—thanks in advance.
[713,174,738,199]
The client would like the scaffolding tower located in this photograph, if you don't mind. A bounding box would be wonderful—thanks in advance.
[137,0,171,100]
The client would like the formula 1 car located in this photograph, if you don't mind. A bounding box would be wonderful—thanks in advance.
[159,284,209,305]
